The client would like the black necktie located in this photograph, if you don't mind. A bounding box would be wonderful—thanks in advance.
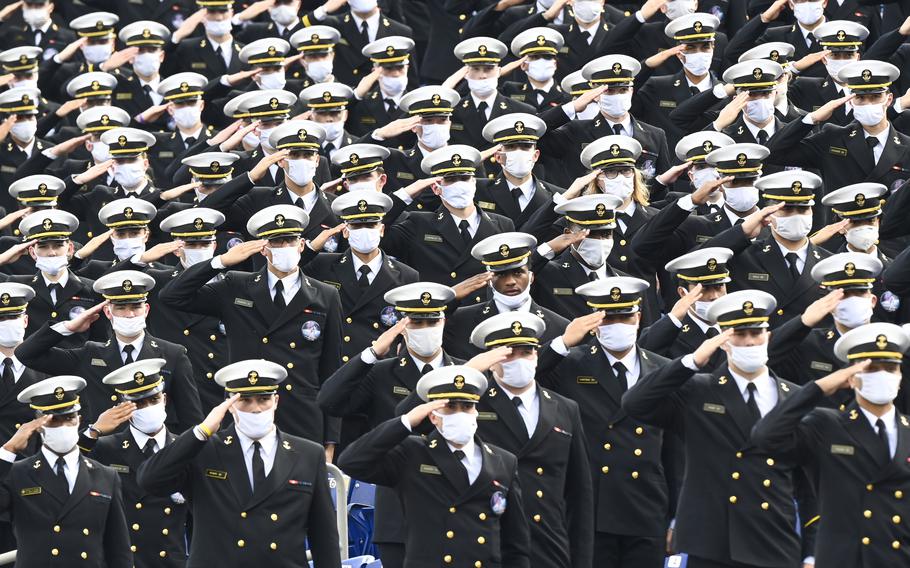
[458,220,472,245]
[512,397,522,408]
[55,457,69,495]
[705,327,720,338]
[324,142,335,156]
[452,449,470,485]
[47,283,61,305]
[280,27,291,40]
[357,265,371,288]
[295,197,305,209]
[746,382,761,423]
[785,252,800,281]
[421,364,433,375]
[757,130,769,146]
[214,45,224,64]
[477,101,488,119]
[613,362,629,392]
[580,31,592,43]
[510,186,523,210]
[588,271,600,281]
[867,136,879,162]
[273,280,286,309]
[143,439,157,458]
[184,136,196,149]
[385,98,397,113]
[734,218,745,226]
[252,441,266,489]
[876,418,891,461]
[612,124,624,136]
[2,358,13,390]
[142,84,152,99]
[122,344,135,364]
[689,86,700,96]
[534,89,546,104]
[360,21,370,43]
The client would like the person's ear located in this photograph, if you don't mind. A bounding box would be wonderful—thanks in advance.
[379,223,386,237]
[870,293,878,308]
[103,305,113,320]
[341,226,350,239]
[157,50,165,63]
[144,303,151,317]
[28,245,37,260]
[141,229,150,243]
[431,184,442,196]
[527,271,534,287]
[162,392,167,405]
[532,148,540,162]
[376,172,387,191]
[66,241,75,257]
[677,286,688,300]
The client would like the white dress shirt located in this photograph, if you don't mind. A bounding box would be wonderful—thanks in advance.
[471,92,498,121]
[687,73,712,93]
[865,127,890,165]
[41,446,80,493]
[729,368,778,417]
[508,178,537,211]
[616,200,637,234]
[776,239,808,274]
[449,210,481,238]
[861,406,897,459]
[288,187,319,213]
[744,115,776,141]
[351,252,384,286]
[130,424,167,454]
[210,37,233,67]
[139,76,163,105]
[606,116,634,138]
[42,270,69,304]
[447,437,482,485]
[605,348,641,390]
[237,428,278,487]
[504,386,540,436]
[117,334,146,363]
[351,11,380,43]
[0,355,25,382]
[267,269,301,305]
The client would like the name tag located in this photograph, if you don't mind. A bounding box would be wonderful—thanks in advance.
[477,412,498,421]
[810,361,833,372]
[576,376,597,384]
[191,62,207,69]
[337,38,350,46]
[158,151,174,158]
[359,116,376,124]
[659,100,677,109]
[747,273,769,282]
[553,288,574,296]
[20,487,41,496]
[419,464,441,475]
[477,201,496,211]
[234,298,254,308]
[0,166,15,173]
[323,280,342,290]
[831,444,854,455]
[396,172,415,180]
[90,358,107,367]
[510,95,526,102]
[423,234,443,243]
[703,403,726,414]
[115,93,132,100]
[392,386,410,396]
[450,123,464,131]
[829,146,848,157]
[110,464,130,474]
[695,235,711,244]
[205,469,228,480]
[559,47,569,54]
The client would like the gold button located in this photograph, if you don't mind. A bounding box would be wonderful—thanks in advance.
[864,510,872,519]
[635,427,643,435]
[271,513,278,521]
[83,528,89,536]
[183,329,190,336]
[344,336,350,342]
[285,384,292,391]
[346,317,353,324]
[135,503,142,510]
[603,443,611,450]
[479,513,487,520]
[893,541,901,550]
[731,472,740,480]
[287,362,294,369]
[631,471,639,479]
[162,528,169,535]
[271,543,278,550]
[766,458,775,466]
[52,548,59,556]
[53,525,60,533]
[536,467,544,475]
[729,496,737,504]
[619,239,627,246]
[290,342,296,348]
[896,490,904,499]
[241,512,247,518]
[633,449,642,456]
[536,490,543,498]
[894,515,902,524]
[111,395,117,401]
[620,255,627,262]
[867,484,874,491]
[208,352,214,359]
[130,546,137,553]
[761,502,769,510]
[601,466,609,474]
[533,514,541,522]
[736,452,743,458]
[862,537,870,546]
[353,69,359,75]
[477,536,485,544]
[446,530,454,539]
[86,232,91,237]
[342,356,349,362]
[449,507,457,513]
[164,507,171,515]
[81,552,88,559]
[450,272,457,278]
[262,337,268,343]
[160,551,167,558]
[776,308,784,315]
[51,311,57,318]
[14,424,19,429]
[132,523,140,531]
[444,555,453,564]
[762,478,772,487]
[373,323,380,329]
[237,539,245,548]
[459,14,466,20]
[475,562,482,568]
[206,373,213,379]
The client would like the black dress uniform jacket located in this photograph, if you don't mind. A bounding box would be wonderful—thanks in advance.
[82,427,188,568]
[158,262,343,444]
[753,382,910,567]
[0,367,46,444]
[636,70,720,151]
[450,92,537,149]
[622,357,804,567]
[169,36,244,78]
[337,418,532,568]
[0,19,75,54]
[473,175,558,232]
[0,451,132,568]
[137,425,341,568]
[0,138,49,213]
[500,80,572,113]
[15,323,204,434]
[638,313,727,371]
[443,300,568,361]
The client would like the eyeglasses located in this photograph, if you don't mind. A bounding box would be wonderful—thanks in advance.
[600,167,634,179]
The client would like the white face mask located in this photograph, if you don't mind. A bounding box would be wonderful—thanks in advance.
[204,18,233,37]
[691,166,719,190]
[772,213,812,241]
[267,246,301,272]
[467,77,498,99]
[133,52,161,77]
[347,180,377,192]
[112,236,146,260]
[173,105,202,130]
[35,254,68,276]
[665,0,696,19]
[269,4,299,25]
[599,92,632,118]
[258,70,287,90]
[491,282,532,310]
[286,158,317,186]
[503,149,534,179]
[42,424,79,454]
[853,103,885,127]
[243,130,261,148]
[419,124,449,150]
[527,58,557,82]
[833,295,873,328]
[597,322,638,352]
[83,43,112,64]
[793,1,824,26]
[0,318,25,347]
[182,246,215,267]
[11,78,38,90]
[88,140,110,163]
[728,343,768,373]
[745,98,774,124]
[347,226,381,254]
[306,59,333,83]
[10,120,37,143]
[599,175,634,200]
[235,407,276,440]
[682,52,712,77]
[692,299,713,321]
[113,161,146,189]
[320,120,343,142]
[432,410,477,445]
[112,314,146,338]
[23,8,50,27]
[723,185,759,212]
[130,402,167,435]
[573,0,603,23]
[441,180,476,209]
[574,237,613,268]
[498,357,536,389]
[825,58,851,81]
[348,0,378,13]
[846,225,879,251]
[379,74,407,96]
[577,102,600,121]
[857,371,901,405]
[259,126,276,149]
[405,325,444,357]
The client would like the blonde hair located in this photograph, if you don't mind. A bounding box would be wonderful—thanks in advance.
[582,168,651,206]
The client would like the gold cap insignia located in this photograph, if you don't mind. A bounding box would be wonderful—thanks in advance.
[612,62,622,74]
[452,154,462,167]
[736,153,747,166]
[194,217,204,230]
[357,199,368,212]
[855,193,866,206]
[792,181,802,193]
[350,153,360,164]
[38,183,47,195]
[743,301,754,315]
[269,97,279,109]
[499,244,510,257]
[876,334,889,350]
[124,207,134,219]
[862,69,872,82]
[752,68,763,80]
[845,262,856,277]
[42,218,52,231]
[210,161,220,172]
[693,21,703,33]
[431,93,441,105]
[248,371,259,385]
[322,91,332,102]
[610,144,620,156]
[134,371,145,385]
[454,375,465,389]
[420,291,432,305]
[514,121,524,133]
[54,386,65,400]
[478,45,488,56]
[511,321,522,335]
[298,129,307,141]
[0,294,10,306]
[267,45,277,56]
[707,258,717,271]
[275,214,285,227]
[836,30,846,41]
[118,135,127,147]
[703,141,713,153]
[142,28,151,38]
[91,80,100,91]
[386,45,395,56]
[100,114,110,125]
[770,50,779,61]
[536,35,546,46]
[610,287,621,301]
[595,203,607,217]
[122,279,133,292]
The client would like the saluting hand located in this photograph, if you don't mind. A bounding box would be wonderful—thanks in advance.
[2,415,50,454]
[219,239,267,267]
[562,311,605,348]
[466,346,513,373]
[405,399,449,429]
[808,219,849,246]
[670,284,703,322]
[739,202,784,238]
[202,393,241,436]
[64,301,109,333]
[250,149,289,182]
[800,289,844,328]
[91,402,137,438]
[692,176,732,205]
[692,328,734,368]
[372,317,409,358]
[810,94,854,123]
[815,360,870,396]
[453,272,494,301]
